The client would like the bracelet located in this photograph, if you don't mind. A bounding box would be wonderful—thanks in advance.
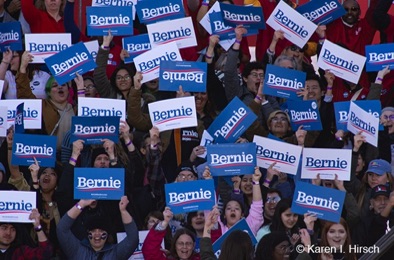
[255,95,263,101]
[32,180,39,185]
[376,77,383,81]
[77,90,85,95]
[233,189,241,194]
[307,228,314,235]
[264,179,271,184]
[34,225,43,232]
[205,53,213,59]
[109,158,117,164]
[69,157,77,163]
[1,60,10,65]
[101,45,110,50]
[252,181,260,185]
[125,140,133,146]
[150,143,158,149]
[235,39,241,44]
[327,86,333,90]
[336,136,343,141]
[7,147,12,150]
[75,203,83,211]
[202,2,209,6]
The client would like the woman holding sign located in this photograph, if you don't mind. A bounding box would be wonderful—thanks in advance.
[142,207,200,260]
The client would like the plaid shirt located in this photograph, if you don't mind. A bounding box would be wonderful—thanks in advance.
[10,241,53,260]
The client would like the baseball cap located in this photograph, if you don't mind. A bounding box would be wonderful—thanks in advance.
[366,159,391,176]
[371,185,390,199]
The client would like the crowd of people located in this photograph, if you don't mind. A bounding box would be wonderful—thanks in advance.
[1,0,394,259]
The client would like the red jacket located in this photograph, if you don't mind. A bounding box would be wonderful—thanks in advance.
[142,229,200,260]
[22,0,65,33]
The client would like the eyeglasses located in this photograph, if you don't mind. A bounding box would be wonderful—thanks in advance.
[85,85,96,90]
[289,46,304,52]
[116,75,131,81]
[178,174,196,180]
[176,241,194,248]
[271,117,288,123]
[250,72,264,78]
[266,196,281,203]
[383,115,394,120]
[344,7,359,12]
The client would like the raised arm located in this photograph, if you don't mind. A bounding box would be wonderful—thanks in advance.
[16,51,36,99]
[115,196,139,259]
[224,25,247,101]
[126,72,153,132]
[93,31,118,99]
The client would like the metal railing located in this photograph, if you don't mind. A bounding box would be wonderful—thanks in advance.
[360,227,394,260]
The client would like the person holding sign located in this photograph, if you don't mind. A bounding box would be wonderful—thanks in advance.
[224,25,280,127]
[0,209,53,259]
[94,31,135,101]
[142,207,200,260]
[16,51,77,151]
[57,196,138,259]
[1,48,50,100]
[346,132,394,220]
[204,166,263,236]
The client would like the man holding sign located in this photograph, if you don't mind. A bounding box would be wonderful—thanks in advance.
[0,209,53,258]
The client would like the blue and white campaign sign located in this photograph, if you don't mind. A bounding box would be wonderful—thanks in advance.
[207,143,256,176]
[25,33,71,63]
[136,0,185,24]
[0,106,7,137]
[11,133,57,167]
[318,40,366,84]
[334,100,382,131]
[253,135,301,175]
[133,41,182,83]
[74,168,125,200]
[14,103,24,134]
[207,97,257,143]
[70,116,120,144]
[78,97,126,121]
[292,181,345,223]
[198,130,214,159]
[84,40,99,62]
[296,0,345,25]
[199,1,236,51]
[91,0,137,20]
[263,64,305,100]
[148,96,197,131]
[159,61,207,92]
[365,43,394,72]
[212,219,257,257]
[45,42,97,86]
[220,2,265,30]
[347,101,379,147]
[86,6,133,36]
[0,99,42,129]
[122,34,151,63]
[165,179,215,214]
[301,147,352,181]
[117,230,164,260]
[286,100,322,131]
[266,0,317,48]
[0,22,22,51]
[209,11,235,41]
[0,191,36,223]
[147,17,197,49]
